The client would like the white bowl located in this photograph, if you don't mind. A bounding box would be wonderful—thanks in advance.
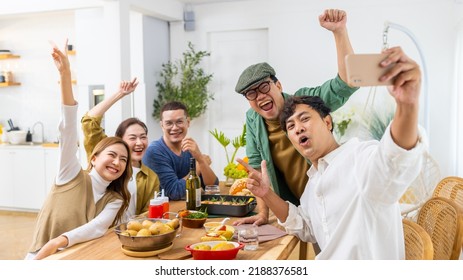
[204,222,222,232]
[8,130,27,144]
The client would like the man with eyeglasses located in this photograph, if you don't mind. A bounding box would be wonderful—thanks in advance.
[233,9,358,227]
[142,101,219,200]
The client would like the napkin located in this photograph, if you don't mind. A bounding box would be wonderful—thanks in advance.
[233,224,287,243]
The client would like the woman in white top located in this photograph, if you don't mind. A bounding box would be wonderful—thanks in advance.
[25,40,132,260]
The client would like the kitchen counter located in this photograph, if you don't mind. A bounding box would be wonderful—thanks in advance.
[0,142,58,148]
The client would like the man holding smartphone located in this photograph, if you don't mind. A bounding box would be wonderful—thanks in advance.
[233,9,358,229]
[239,46,425,259]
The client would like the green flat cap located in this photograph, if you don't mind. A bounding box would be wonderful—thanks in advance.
[235,62,276,93]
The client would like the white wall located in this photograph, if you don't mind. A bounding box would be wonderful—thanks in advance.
[0,11,75,143]
[457,20,463,177]
[169,0,463,177]
[0,1,175,167]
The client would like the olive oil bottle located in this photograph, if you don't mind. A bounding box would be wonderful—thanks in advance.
[186,158,201,210]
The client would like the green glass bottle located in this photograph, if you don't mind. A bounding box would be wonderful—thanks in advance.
[186,158,201,210]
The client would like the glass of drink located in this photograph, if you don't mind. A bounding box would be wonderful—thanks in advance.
[238,225,259,251]
[205,185,220,195]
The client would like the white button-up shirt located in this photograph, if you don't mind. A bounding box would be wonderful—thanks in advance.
[279,124,426,259]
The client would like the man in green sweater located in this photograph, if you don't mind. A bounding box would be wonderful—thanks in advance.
[233,9,358,227]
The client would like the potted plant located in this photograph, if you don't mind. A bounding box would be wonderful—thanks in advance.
[152,42,214,120]
[209,124,247,186]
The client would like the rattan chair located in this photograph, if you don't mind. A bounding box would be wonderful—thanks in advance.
[417,197,463,259]
[403,219,433,260]
[432,176,463,257]
[432,176,463,209]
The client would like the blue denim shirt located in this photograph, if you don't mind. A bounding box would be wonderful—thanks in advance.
[142,137,219,200]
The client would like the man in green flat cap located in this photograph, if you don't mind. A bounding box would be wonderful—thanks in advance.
[233,9,358,228]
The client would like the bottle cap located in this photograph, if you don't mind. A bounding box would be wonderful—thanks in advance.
[150,198,162,205]
[160,189,168,202]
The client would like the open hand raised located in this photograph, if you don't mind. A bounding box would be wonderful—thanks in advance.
[119,77,139,97]
[50,39,70,74]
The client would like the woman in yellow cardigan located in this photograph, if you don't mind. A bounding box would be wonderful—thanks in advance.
[81,78,160,222]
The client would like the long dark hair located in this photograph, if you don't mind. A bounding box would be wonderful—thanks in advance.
[86,136,132,225]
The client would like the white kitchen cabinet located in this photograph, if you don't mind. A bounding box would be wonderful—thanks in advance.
[0,149,15,207]
[12,149,46,209]
[0,145,59,211]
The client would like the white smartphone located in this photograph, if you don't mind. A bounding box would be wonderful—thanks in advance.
[345,53,395,87]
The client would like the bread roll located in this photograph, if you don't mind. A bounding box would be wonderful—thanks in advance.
[229,178,247,195]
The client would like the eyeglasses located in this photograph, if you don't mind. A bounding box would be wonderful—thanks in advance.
[162,118,186,129]
[242,80,272,101]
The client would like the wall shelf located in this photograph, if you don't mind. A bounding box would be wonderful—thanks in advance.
[0,54,20,59]
[0,53,20,85]
[0,82,21,87]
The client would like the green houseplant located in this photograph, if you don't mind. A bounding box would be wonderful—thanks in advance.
[209,124,247,182]
[152,42,214,120]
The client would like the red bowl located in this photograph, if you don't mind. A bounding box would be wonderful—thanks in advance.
[185,241,244,260]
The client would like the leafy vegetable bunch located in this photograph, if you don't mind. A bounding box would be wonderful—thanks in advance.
[209,124,248,179]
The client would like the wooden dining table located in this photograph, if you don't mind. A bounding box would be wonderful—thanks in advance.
[44,184,300,260]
